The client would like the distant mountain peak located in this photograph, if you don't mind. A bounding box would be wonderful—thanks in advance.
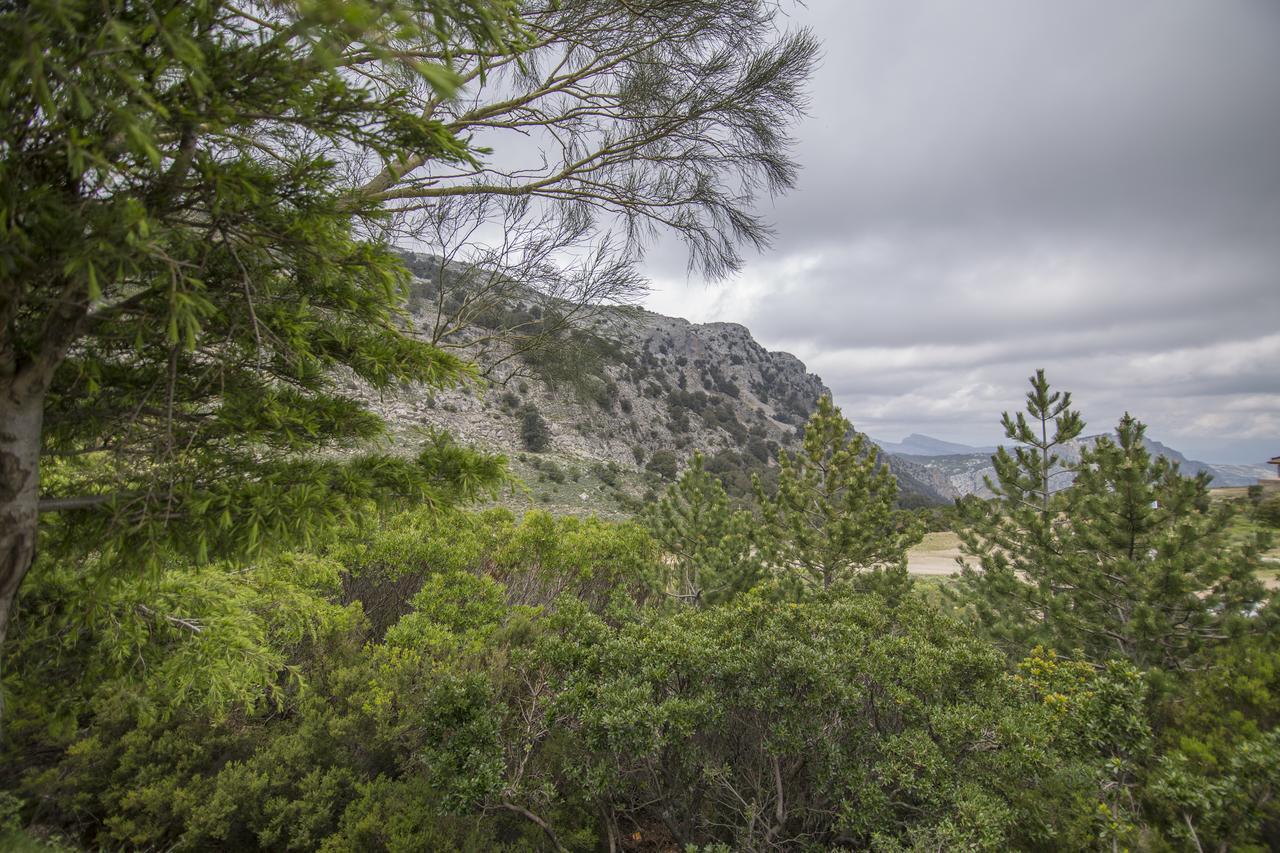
[874,433,997,457]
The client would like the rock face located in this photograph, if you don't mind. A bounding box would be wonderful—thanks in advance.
[402,309,827,467]
[359,259,954,507]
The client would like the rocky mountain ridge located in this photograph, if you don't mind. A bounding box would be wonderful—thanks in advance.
[357,257,954,512]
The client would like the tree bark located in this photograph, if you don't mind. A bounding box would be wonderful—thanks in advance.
[0,381,43,726]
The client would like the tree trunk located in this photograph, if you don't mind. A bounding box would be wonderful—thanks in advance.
[0,383,43,721]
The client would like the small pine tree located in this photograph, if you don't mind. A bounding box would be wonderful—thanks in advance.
[753,395,921,593]
[954,370,1085,651]
[645,454,761,605]
[994,368,1086,514]
[1257,495,1280,528]
[1052,415,1270,668]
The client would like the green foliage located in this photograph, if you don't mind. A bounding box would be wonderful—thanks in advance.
[1256,494,1280,527]
[0,505,660,850]
[644,448,679,481]
[518,321,628,400]
[525,591,1131,851]
[5,467,1275,850]
[703,447,776,500]
[991,368,1086,514]
[487,510,660,614]
[7,304,1280,853]
[519,404,550,452]
[44,431,506,573]
[956,378,1270,669]
[754,395,922,593]
[1,0,521,615]
[4,551,359,736]
[591,460,622,488]
[911,503,961,533]
[644,454,761,605]
[1136,631,1280,848]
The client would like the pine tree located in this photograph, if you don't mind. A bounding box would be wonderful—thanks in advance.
[519,405,550,452]
[1049,415,1270,669]
[645,453,761,605]
[953,370,1085,651]
[0,0,525,687]
[0,0,818,673]
[955,374,1272,669]
[994,368,1086,514]
[753,396,921,593]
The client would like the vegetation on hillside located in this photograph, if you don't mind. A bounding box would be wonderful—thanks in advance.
[5,375,1278,850]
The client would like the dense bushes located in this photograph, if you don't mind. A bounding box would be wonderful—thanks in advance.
[644,448,678,481]
[0,516,1143,851]
[666,390,749,446]
[530,595,1137,851]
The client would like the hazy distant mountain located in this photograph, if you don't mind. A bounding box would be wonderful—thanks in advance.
[1212,463,1279,485]
[873,433,997,457]
[883,432,1276,497]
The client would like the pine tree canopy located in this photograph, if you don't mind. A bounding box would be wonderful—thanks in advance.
[645,452,761,606]
[753,394,922,594]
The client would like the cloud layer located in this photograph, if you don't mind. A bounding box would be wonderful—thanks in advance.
[644,0,1280,463]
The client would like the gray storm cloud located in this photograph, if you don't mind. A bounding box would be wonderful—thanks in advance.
[644,0,1280,464]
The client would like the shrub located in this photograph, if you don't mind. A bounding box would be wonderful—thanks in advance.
[645,449,679,481]
[592,462,621,487]
[519,404,550,452]
[1257,494,1280,528]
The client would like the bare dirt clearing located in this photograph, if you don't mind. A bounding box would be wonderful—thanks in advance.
[907,531,966,577]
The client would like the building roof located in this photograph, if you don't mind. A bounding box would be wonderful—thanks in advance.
[1270,456,1280,465]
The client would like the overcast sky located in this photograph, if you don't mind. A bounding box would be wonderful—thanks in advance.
[642,0,1280,464]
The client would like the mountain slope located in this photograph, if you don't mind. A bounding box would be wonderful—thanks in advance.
[357,260,953,512]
